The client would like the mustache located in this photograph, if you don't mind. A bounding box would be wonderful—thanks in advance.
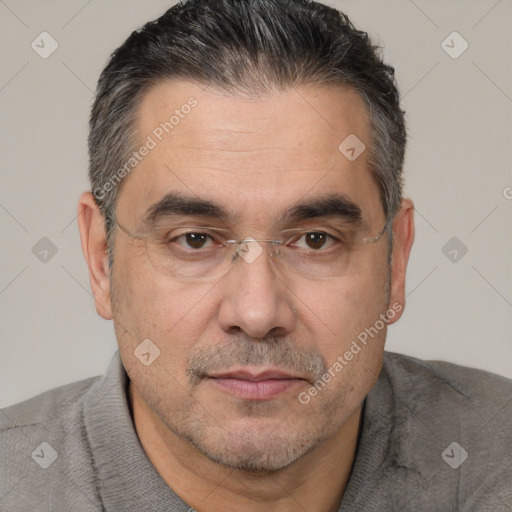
[186,337,327,385]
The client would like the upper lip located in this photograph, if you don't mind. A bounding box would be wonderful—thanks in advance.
[208,369,305,382]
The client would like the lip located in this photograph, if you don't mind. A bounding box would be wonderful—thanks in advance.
[208,369,306,400]
[209,370,301,381]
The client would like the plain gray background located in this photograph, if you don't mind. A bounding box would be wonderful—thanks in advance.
[1,0,511,408]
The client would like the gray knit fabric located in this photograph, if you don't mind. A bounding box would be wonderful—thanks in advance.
[1,351,511,511]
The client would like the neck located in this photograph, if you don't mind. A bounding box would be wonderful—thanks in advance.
[129,381,362,512]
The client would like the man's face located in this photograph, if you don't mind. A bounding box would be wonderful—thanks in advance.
[109,80,398,472]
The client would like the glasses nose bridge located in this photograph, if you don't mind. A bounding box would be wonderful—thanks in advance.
[230,237,285,266]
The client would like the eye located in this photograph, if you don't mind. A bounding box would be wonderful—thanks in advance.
[173,232,217,250]
[289,231,337,251]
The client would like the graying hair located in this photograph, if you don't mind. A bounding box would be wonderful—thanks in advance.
[88,0,406,267]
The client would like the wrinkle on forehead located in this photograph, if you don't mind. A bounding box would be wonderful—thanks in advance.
[134,80,369,151]
[116,80,382,228]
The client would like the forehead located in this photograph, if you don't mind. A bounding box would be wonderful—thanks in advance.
[116,79,381,226]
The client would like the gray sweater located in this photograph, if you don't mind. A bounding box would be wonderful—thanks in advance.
[1,351,511,511]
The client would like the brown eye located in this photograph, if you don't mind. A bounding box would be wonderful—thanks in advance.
[183,233,210,249]
[286,230,339,252]
[305,232,328,250]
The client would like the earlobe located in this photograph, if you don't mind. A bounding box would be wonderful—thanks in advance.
[77,192,113,320]
[387,198,415,325]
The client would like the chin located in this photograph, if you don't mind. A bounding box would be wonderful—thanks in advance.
[183,419,324,474]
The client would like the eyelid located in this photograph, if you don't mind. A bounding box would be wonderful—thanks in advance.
[280,225,354,239]
[149,225,356,243]
[150,225,231,233]
[149,226,232,242]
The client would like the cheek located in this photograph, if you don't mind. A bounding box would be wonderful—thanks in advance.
[112,272,217,416]
[300,255,389,366]
[111,258,215,370]
[298,270,388,418]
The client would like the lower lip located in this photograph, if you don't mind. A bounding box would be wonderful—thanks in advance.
[210,378,303,400]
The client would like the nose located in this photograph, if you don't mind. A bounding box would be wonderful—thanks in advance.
[217,241,297,339]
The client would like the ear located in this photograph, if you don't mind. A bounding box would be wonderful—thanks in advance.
[77,192,113,320]
[387,198,415,325]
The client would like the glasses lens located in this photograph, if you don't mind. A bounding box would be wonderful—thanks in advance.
[144,227,230,281]
[136,224,385,281]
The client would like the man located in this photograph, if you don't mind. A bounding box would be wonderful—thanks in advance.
[1,1,511,510]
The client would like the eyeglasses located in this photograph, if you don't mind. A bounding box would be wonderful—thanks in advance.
[113,216,390,282]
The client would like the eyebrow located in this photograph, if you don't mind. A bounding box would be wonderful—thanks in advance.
[142,191,364,228]
[143,192,230,226]
[283,194,363,226]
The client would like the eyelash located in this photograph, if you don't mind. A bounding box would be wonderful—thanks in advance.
[166,230,343,251]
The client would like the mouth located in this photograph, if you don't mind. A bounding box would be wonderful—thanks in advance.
[207,369,307,400]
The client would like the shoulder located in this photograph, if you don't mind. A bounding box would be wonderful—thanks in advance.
[0,375,103,511]
[379,351,512,509]
[0,375,100,431]
[381,350,512,439]
[382,350,512,411]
